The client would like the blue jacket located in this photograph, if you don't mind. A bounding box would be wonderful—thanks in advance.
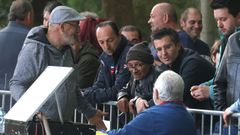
[0,21,30,111]
[107,102,197,135]
[0,21,30,90]
[84,36,131,104]
[178,31,210,56]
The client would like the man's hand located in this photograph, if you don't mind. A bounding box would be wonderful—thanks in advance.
[129,98,137,114]
[135,97,149,113]
[223,108,233,125]
[88,110,108,130]
[117,97,129,113]
[190,85,209,101]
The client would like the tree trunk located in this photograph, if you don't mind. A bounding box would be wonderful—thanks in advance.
[200,0,218,47]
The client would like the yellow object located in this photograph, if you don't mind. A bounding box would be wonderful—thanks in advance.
[96,131,108,135]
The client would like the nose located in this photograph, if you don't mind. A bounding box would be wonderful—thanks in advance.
[162,49,167,56]
[217,21,223,28]
[103,43,110,50]
[148,18,151,24]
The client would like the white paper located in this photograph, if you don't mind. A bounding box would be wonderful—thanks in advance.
[4,66,73,122]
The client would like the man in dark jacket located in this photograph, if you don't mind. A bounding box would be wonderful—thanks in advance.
[0,0,34,111]
[117,41,161,114]
[83,21,132,105]
[149,28,215,110]
[147,28,215,133]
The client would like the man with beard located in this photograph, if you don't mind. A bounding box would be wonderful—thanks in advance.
[10,6,106,130]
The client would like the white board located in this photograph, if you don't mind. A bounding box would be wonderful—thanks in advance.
[4,66,74,122]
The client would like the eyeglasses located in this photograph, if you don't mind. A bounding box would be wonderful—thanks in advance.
[65,22,79,29]
[127,63,145,71]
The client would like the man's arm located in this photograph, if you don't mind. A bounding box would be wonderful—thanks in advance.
[84,60,131,104]
[214,45,228,111]
[180,56,215,108]
[10,44,46,100]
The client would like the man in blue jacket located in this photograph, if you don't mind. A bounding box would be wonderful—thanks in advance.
[0,0,34,111]
[106,70,197,135]
[83,21,132,104]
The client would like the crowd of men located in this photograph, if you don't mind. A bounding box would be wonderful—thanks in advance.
[0,0,240,134]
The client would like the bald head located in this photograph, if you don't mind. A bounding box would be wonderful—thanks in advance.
[155,3,177,23]
[148,3,178,33]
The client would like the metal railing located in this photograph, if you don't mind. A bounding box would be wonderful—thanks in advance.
[1,90,240,135]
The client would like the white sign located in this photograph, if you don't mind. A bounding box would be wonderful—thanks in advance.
[4,66,73,122]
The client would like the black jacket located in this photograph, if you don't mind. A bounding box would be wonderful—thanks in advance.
[158,48,215,109]
[117,66,161,106]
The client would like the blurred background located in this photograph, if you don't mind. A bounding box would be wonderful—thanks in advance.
[0,0,218,46]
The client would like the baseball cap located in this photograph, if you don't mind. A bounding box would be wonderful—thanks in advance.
[49,6,85,24]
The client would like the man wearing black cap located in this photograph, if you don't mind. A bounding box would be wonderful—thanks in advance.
[117,41,161,114]
[10,6,106,130]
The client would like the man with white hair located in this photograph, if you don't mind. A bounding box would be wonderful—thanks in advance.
[105,70,197,135]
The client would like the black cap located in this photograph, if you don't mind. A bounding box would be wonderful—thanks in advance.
[126,41,154,64]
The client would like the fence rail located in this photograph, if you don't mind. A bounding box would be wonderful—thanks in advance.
[1,90,240,135]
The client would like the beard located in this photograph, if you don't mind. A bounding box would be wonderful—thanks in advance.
[62,32,79,46]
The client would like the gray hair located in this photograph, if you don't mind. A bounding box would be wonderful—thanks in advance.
[8,0,33,21]
[154,70,184,101]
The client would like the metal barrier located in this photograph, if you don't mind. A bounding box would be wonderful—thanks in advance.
[0,90,14,112]
[87,101,240,135]
[1,90,240,135]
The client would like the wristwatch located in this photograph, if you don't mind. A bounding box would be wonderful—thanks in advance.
[132,96,139,106]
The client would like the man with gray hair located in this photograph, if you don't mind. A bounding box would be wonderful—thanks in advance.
[10,6,106,130]
[0,0,34,111]
[105,70,196,135]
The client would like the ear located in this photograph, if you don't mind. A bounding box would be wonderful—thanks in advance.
[24,11,33,26]
[60,23,66,33]
[163,13,169,24]
[153,89,160,104]
[180,19,185,28]
[236,12,240,25]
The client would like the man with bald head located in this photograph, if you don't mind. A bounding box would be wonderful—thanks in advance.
[148,2,180,33]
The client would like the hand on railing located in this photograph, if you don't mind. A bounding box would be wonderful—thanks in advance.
[223,108,233,125]
[117,97,129,113]
[88,110,108,130]
[135,97,149,114]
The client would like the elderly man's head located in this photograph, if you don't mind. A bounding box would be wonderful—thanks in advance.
[126,41,154,80]
[153,70,184,105]
[47,6,85,48]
